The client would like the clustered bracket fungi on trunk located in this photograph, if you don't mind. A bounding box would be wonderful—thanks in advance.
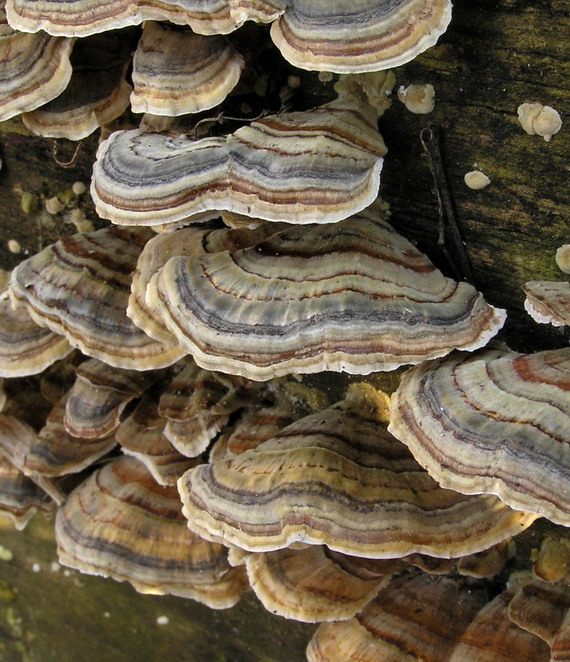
[0,1,568,661]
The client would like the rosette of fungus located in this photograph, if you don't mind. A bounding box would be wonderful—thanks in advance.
[389,348,570,526]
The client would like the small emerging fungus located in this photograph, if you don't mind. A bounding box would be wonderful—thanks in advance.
[517,102,562,142]
[130,22,244,116]
[0,455,53,530]
[523,281,570,328]
[397,83,435,114]
[464,170,491,190]
[389,348,570,526]
[556,245,570,275]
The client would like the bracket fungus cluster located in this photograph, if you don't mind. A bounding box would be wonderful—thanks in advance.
[0,0,569,660]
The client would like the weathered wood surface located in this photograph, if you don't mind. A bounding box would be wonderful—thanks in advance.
[0,1,568,661]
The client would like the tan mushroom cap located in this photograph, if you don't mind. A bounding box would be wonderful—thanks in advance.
[389,348,570,526]
[0,296,72,377]
[149,202,505,380]
[457,540,514,579]
[21,31,134,140]
[245,546,400,623]
[0,414,66,504]
[117,391,197,486]
[131,22,244,116]
[271,0,452,73]
[0,455,53,530]
[27,393,117,477]
[178,383,537,558]
[91,74,391,227]
[9,226,183,370]
[449,585,550,662]
[533,537,570,583]
[127,222,286,346]
[158,361,255,456]
[508,579,570,661]
[307,573,490,662]
[0,5,73,121]
[64,358,160,439]
[523,280,570,328]
[55,455,249,607]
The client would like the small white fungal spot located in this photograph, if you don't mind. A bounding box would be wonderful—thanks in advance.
[464,171,491,190]
[0,545,13,561]
[555,245,570,274]
[50,561,61,573]
[517,103,562,142]
[397,84,435,114]
[318,71,334,83]
[156,615,170,626]
[7,239,21,254]
[45,196,65,215]
[72,181,87,196]
[31,562,41,573]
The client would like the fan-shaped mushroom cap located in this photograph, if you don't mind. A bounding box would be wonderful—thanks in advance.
[0,455,53,529]
[556,245,570,275]
[0,414,66,504]
[117,391,197,486]
[91,76,390,227]
[55,455,249,607]
[131,22,244,116]
[21,31,134,139]
[389,348,570,526]
[64,359,160,439]
[245,546,402,623]
[5,0,253,36]
[127,222,286,346]
[9,226,183,370]
[508,579,570,661]
[523,280,570,328]
[271,0,452,73]
[158,361,254,456]
[449,585,551,662]
[307,573,489,662]
[178,383,536,558]
[533,537,570,582]
[0,296,72,377]
[149,203,505,380]
[0,4,73,121]
[28,393,117,477]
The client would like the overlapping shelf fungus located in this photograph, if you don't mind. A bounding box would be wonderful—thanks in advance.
[0,0,568,661]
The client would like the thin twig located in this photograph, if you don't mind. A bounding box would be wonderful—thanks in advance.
[49,140,83,168]
[420,126,476,286]
[191,110,269,138]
